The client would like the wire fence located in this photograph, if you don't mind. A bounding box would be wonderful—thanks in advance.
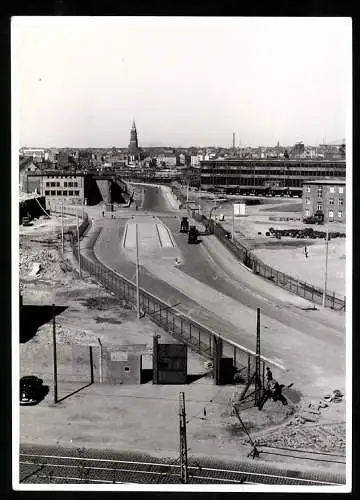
[171,185,345,311]
[48,207,264,382]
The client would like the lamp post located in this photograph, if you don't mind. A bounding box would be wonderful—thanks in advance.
[135,223,141,319]
[322,224,330,307]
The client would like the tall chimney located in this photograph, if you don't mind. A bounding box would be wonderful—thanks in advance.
[232,132,236,150]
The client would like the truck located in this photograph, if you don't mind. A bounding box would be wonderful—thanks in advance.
[303,210,324,225]
[180,216,189,233]
[188,225,199,244]
[21,216,32,226]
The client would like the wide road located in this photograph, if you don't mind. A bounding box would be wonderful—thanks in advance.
[91,185,345,394]
[19,444,345,486]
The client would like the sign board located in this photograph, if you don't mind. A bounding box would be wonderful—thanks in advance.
[111,352,128,362]
[234,203,246,217]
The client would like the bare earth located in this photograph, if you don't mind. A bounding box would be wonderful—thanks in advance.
[18,201,346,474]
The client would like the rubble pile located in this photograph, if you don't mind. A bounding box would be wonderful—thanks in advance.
[20,247,57,277]
[267,227,346,240]
[254,389,345,452]
[34,321,99,346]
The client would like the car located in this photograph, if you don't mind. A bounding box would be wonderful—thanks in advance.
[20,376,44,406]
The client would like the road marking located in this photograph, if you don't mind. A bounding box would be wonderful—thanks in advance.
[19,455,342,485]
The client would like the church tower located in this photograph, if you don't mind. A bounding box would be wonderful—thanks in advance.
[128,121,139,152]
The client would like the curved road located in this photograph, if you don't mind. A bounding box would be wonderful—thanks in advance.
[92,185,345,395]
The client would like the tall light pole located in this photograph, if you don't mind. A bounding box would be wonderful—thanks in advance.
[322,225,330,307]
[232,203,235,241]
[186,181,189,202]
[136,223,141,319]
[77,215,81,278]
[61,198,64,255]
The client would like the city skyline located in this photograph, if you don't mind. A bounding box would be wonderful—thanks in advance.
[13,17,351,148]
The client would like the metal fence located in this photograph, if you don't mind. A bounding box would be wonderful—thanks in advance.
[50,206,263,380]
[171,184,345,311]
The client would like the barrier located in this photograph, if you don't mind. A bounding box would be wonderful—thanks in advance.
[171,184,346,311]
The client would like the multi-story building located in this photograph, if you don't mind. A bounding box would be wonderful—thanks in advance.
[302,179,346,223]
[25,172,90,207]
[199,159,346,195]
[156,154,179,168]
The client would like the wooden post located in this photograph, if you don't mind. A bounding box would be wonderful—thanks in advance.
[97,338,103,383]
[89,346,94,384]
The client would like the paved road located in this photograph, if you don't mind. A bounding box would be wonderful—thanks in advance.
[19,444,345,485]
[89,185,345,393]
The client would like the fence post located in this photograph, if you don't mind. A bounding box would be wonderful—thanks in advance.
[233,346,236,368]
[89,346,94,384]
[332,291,335,309]
[189,323,192,341]
[297,279,299,294]
[247,353,251,384]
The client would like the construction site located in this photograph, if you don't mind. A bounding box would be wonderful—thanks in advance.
[18,185,347,486]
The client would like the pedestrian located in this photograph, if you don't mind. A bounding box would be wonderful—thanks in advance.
[266,367,273,390]
[102,211,104,217]
[304,246,308,259]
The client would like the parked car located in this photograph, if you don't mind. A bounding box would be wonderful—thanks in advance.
[20,376,44,405]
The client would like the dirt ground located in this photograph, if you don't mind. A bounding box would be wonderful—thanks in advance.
[18,207,346,471]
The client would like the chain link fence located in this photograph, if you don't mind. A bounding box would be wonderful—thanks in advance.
[48,207,264,382]
[171,184,345,311]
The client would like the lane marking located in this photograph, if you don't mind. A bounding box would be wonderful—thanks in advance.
[19,455,342,485]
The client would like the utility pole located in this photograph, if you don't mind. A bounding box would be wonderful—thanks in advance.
[179,392,188,484]
[322,225,329,307]
[136,223,141,319]
[52,304,58,404]
[77,215,81,278]
[255,308,261,407]
[61,198,64,255]
[186,181,189,202]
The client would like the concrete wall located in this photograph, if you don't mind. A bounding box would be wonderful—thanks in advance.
[103,349,142,384]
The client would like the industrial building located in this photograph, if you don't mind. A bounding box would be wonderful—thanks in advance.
[199,159,346,196]
[302,179,346,223]
[23,171,128,207]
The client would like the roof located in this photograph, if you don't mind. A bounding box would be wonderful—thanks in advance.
[304,179,346,185]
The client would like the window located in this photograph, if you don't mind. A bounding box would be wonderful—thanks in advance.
[64,182,68,187]
[338,211,343,218]
[68,190,73,195]
[56,182,60,187]
[306,186,311,192]
[51,182,55,187]
[57,190,62,196]
[339,199,343,206]
[330,186,335,193]
[317,203,322,211]
[339,187,344,194]
[45,182,50,187]
[68,182,73,187]
[329,198,334,205]
[74,190,79,196]
[317,188,322,198]
[328,210,334,218]
[50,190,55,196]
[305,198,310,205]
[74,182,78,187]
[45,190,49,195]
[63,190,67,196]
[305,209,310,216]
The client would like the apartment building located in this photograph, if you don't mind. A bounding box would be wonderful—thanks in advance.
[302,179,346,223]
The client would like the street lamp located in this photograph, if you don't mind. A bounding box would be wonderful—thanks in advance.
[322,224,330,308]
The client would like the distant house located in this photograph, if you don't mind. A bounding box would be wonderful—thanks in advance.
[19,157,41,192]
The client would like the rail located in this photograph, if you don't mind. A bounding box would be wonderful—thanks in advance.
[171,184,346,311]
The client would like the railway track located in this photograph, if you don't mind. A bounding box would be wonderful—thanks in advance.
[19,447,346,486]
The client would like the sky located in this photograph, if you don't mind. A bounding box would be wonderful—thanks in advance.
[12,17,351,148]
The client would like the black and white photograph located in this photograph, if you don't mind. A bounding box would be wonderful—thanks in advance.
[12,16,351,492]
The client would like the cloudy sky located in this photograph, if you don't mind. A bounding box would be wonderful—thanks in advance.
[13,17,351,148]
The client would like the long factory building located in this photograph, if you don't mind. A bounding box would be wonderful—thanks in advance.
[199,159,346,196]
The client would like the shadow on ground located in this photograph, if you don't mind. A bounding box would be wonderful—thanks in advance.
[20,305,68,343]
